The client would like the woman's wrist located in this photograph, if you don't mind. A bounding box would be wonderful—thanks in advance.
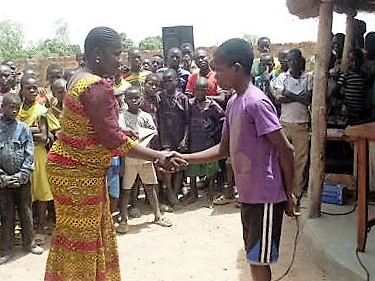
[152,151,164,165]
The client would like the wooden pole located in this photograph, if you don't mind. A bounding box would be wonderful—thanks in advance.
[308,0,333,218]
[341,13,356,71]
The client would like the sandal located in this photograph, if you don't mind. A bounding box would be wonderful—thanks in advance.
[213,195,237,205]
[128,207,142,218]
[116,221,129,234]
[153,217,172,227]
[34,233,45,245]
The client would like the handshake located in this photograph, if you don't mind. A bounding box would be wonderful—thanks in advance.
[155,151,189,173]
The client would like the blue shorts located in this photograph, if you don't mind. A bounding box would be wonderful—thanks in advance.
[107,157,121,199]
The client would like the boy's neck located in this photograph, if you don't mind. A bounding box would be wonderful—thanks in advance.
[290,69,302,79]
[1,115,16,123]
[23,101,34,109]
[128,108,139,115]
[233,77,252,95]
[166,90,177,97]
[144,92,154,99]
[200,67,210,77]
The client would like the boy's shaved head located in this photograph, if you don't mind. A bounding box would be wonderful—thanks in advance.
[163,68,177,79]
[52,78,67,88]
[2,92,21,105]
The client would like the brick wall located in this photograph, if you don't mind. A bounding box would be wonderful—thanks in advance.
[14,42,317,84]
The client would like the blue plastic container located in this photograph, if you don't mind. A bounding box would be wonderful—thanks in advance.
[321,183,346,205]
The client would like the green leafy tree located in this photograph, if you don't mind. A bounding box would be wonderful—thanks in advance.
[119,32,135,52]
[27,39,80,58]
[139,36,162,50]
[0,20,27,60]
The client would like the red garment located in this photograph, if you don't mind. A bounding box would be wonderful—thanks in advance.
[79,81,127,150]
[185,71,220,96]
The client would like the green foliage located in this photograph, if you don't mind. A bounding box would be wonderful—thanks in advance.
[0,20,27,61]
[119,32,135,52]
[27,39,81,58]
[243,34,261,47]
[139,36,163,50]
[0,19,81,61]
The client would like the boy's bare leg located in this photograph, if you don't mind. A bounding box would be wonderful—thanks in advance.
[37,201,48,231]
[181,177,198,205]
[164,173,179,208]
[173,171,183,197]
[224,162,235,198]
[35,201,48,245]
[144,185,162,220]
[144,184,172,227]
[117,189,132,234]
[214,163,236,206]
[207,176,215,208]
[250,265,271,281]
[109,196,119,222]
[129,178,141,218]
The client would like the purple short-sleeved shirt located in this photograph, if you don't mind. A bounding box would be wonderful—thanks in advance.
[223,84,287,204]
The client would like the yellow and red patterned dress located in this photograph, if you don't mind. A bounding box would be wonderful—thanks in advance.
[44,74,135,281]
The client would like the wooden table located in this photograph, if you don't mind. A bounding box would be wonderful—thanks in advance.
[346,122,375,252]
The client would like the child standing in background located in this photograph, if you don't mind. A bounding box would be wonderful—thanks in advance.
[117,87,171,234]
[157,69,189,211]
[0,93,43,265]
[18,75,60,245]
[183,77,225,207]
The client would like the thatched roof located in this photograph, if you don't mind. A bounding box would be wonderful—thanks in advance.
[286,0,375,19]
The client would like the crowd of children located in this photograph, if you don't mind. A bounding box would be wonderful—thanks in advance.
[0,28,375,274]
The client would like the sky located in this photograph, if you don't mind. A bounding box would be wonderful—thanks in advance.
[1,0,375,48]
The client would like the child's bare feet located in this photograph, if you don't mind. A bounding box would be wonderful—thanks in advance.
[180,193,198,206]
[116,221,129,234]
[160,204,174,212]
[128,207,141,218]
[153,216,172,227]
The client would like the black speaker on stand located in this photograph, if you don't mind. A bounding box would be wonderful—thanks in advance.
[162,25,194,59]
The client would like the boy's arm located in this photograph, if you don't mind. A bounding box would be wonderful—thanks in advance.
[179,97,190,151]
[272,73,294,104]
[265,129,296,217]
[179,132,230,164]
[333,73,345,97]
[207,92,226,103]
[32,117,48,143]
[13,127,34,185]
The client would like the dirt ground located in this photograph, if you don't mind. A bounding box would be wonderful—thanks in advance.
[0,193,330,281]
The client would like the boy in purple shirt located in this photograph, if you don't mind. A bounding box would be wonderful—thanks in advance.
[174,38,296,281]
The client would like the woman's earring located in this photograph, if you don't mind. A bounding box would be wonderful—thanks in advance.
[96,57,100,64]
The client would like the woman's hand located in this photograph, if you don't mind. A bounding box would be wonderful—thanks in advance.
[123,129,139,140]
[156,150,188,172]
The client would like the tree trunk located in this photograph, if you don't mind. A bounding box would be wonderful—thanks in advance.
[308,0,334,218]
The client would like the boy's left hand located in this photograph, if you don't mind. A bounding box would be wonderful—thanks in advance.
[285,195,297,217]
[8,176,20,188]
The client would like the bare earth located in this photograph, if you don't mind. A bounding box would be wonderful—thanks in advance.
[0,196,330,281]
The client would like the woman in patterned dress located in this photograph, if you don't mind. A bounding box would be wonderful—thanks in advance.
[44,26,182,281]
